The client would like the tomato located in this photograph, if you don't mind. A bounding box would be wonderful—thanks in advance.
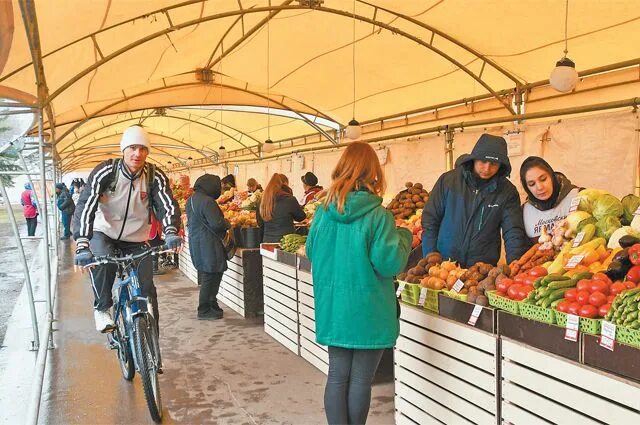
[599,303,612,318]
[625,281,637,289]
[556,300,570,313]
[514,274,528,285]
[567,302,581,315]
[588,291,607,308]
[589,280,609,295]
[528,266,548,277]
[629,244,640,265]
[518,285,534,300]
[607,295,616,303]
[626,265,640,283]
[579,304,598,318]
[497,278,514,293]
[576,290,590,305]
[507,284,522,300]
[565,288,578,301]
[592,273,612,285]
[496,291,507,297]
[576,279,592,292]
[523,276,539,287]
[610,282,627,296]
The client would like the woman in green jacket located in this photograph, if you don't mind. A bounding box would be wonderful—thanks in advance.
[306,142,412,425]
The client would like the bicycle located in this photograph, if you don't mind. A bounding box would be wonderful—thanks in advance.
[85,245,169,423]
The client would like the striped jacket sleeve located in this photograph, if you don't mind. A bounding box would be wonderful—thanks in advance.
[150,167,182,234]
[72,160,114,243]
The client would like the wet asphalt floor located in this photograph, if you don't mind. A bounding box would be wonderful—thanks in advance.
[37,243,395,424]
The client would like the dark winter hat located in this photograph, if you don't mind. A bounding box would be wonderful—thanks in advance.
[469,134,511,176]
[55,183,65,190]
[194,174,222,200]
[301,172,318,186]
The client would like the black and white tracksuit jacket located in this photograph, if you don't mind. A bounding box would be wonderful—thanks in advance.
[72,159,181,246]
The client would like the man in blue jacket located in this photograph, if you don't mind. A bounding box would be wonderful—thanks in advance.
[421,134,528,267]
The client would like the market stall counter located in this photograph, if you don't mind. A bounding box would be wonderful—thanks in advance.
[179,229,264,318]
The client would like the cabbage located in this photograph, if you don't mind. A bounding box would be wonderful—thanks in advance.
[566,211,592,233]
[577,216,597,233]
[621,194,640,224]
[595,215,622,241]
[577,188,610,214]
[592,194,624,220]
[608,226,640,249]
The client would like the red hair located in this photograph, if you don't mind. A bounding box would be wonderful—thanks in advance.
[260,173,290,221]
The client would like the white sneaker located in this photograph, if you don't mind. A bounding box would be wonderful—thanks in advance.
[94,309,115,333]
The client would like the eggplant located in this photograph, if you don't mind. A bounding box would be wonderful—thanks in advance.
[619,235,640,249]
[613,247,631,266]
[606,261,628,281]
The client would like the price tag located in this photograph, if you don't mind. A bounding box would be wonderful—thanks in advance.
[564,314,580,342]
[569,196,581,213]
[572,232,585,248]
[451,279,464,293]
[565,254,585,269]
[396,281,406,297]
[635,205,640,216]
[467,305,483,326]
[599,321,616,351]
[418,287,428,306]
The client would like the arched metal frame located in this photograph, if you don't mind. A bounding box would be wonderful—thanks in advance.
[58,112,263,158]
[60,147,183,173]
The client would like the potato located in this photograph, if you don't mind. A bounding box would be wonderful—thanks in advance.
[416,201,425,208]
[485,283,496,292]
[494,273,507,287]
[468,265,479,274]
[460,288,469,294]
[411,194,421,203]
[478,264,493,275]
[465,279,478,288]
[488,267,501,278]
[414,183,423,190]
[414,265,426,276]
[500,264,512,277]
[476,295,489,306]
[397,272,407,281]
[406,274,416,283]
[418,258,429,268]
[422,195,430,202]
[425,252,442,263]
[405,182,413,188]
[468,286,479,295]
[467,292,478,304]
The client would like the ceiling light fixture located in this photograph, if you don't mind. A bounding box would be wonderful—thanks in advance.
[549,0,578,93]
[344,0,361,140]
[262,19,276,154]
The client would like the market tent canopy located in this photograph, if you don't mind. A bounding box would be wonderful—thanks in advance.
[1,0,639,170]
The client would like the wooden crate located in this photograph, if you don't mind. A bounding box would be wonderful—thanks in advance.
[395,305,498,425]
[501,338,640,424]
[262,256,299,355]
[216,249,263,318]
[297,269,328,375]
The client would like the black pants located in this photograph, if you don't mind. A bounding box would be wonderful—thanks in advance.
[89,232,159,323]
[26,217,37,236]
[197,270,223,314]
[325,346,385,425]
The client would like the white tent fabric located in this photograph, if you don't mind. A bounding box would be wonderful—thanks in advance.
[1,0,639,170]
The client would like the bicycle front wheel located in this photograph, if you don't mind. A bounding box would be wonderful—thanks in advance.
[133,315,162,423]
[115,310,134,381]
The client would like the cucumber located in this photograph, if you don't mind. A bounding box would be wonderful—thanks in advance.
[549,288,571,301]
[627,311,639,320]
[631,321,640,330]
[572,271,594,281]
[548,280,577,290]
[542,274,571,285]
[550,299,564,308]
[533,277,544,288]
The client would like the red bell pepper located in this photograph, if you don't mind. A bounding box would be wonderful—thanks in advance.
[629,244,640,265]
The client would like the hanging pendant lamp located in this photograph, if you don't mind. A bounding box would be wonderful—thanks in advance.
[549,0,578,93]
[344,0,361,140]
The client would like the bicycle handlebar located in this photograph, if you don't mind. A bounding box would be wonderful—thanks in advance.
[83,245,175,269]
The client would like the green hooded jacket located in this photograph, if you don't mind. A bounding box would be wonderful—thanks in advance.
[306,190,412,349]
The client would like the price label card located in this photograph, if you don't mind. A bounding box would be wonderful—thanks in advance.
[572,232,585,248]
[451,279,464,293]
[564,314,580,342]
[418,288,428,306]
[396,281,406,297]
[565,254,585,269]
[599,321,616,351]
[635,205,640,216]
[467,305,483,326]
[569,196,581,213]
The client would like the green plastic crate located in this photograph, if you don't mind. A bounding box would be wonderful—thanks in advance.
[616,325,640,348]
[555,311,601,335]
[486,290,520,315]
[442,290,469,302]
[399,281,422,306]
[423,288,441,313]
[519,302,556,324]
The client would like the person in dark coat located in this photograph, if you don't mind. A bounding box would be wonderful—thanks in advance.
[257,173,306,243]
[186,174,230,320]
[421,134,529,267]
[55,183,75,240]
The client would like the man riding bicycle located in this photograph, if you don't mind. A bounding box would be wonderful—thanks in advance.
[72,125,182,333]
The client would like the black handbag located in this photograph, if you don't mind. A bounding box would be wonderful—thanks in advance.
[188,198,237,260]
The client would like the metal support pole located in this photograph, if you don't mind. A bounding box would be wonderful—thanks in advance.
[0,179,40,350]
[444,126,455,171]
[17,151,41,219]
[37,108,52,318]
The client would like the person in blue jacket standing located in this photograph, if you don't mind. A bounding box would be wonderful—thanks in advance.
[421,134,528,267]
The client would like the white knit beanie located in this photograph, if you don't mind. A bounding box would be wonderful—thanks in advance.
[120,126,151,152]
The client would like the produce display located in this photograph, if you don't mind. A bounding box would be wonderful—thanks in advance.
[220,203,258,228]
[387,182,429,220]
[170,180,193,211]
[280,234,307,253]
[241,190,262,211]
[604,286,640,328]
[396,210,423,249]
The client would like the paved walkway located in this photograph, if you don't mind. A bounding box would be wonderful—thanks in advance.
[33,245,395,424]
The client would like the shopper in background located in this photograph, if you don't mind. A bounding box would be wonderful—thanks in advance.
[257,173,306,243]
[71,178,86,204]
[520,156,579,243]
[300,171,323,206]
[221,174,236,192]
[306,142,412,425]
[55,183,75,240]
[246,178,262,194]
[186,174,230,320]
[421,134,528,267]
[21,182,38,237]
